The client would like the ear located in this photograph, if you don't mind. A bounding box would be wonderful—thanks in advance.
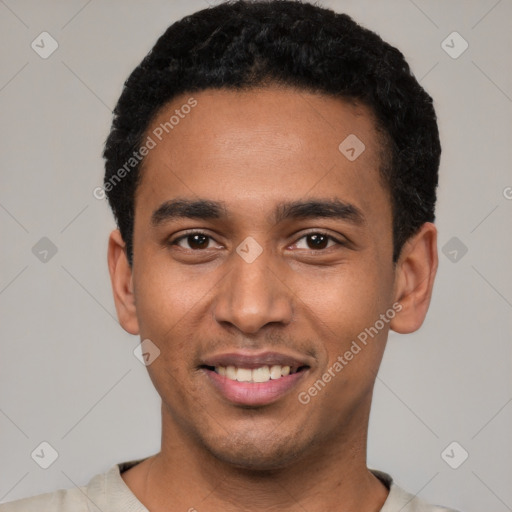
[107,229,140,335]
[390,222,438,334]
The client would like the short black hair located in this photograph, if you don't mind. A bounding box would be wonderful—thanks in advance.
[103,0,441,266]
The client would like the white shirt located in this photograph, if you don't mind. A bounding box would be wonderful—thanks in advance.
[0,458,460,511]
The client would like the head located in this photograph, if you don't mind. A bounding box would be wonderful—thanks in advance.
[105,0,440,470]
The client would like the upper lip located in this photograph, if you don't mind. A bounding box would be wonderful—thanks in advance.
[200,351,312,371]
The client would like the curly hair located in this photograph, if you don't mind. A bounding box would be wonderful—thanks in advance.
[103,0,441,266]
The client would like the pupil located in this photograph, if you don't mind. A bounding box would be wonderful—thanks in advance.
[189,234,208,249]
[309,234,327,249]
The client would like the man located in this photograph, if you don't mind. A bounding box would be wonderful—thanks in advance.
[1,1,460,510]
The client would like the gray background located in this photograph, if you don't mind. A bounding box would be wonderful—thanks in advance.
[1,0,511,510]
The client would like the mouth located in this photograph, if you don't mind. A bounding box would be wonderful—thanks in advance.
[202,364,308,383]
[199,352,311,406]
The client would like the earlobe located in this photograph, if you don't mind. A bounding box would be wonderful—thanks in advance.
[107,229,140,335]
[390,222,438,334]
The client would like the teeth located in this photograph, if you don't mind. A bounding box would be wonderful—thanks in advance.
[214,364,294,382]
[226,365,237,380]
[270,365,282,379]
[252,366,270,382]
[236,368,252,382]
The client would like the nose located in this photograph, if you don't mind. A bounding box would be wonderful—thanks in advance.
[213,245,294,334]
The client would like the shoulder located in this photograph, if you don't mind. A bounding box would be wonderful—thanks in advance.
[371,469,462,512]
[0,458,149,512]
[0,486,88,512]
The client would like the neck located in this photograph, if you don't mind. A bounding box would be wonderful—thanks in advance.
[129,401,389,512]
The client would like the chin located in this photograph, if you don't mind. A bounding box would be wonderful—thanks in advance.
[202,429,314,472]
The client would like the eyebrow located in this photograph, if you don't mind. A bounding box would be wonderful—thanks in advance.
[150,198,365,227]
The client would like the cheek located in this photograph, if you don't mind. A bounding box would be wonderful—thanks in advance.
[132,263,208,400]
[296,261,393,373]
[133,257,213,337]
[299,262,388,329]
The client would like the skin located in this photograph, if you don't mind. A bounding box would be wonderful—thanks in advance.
[108,87,438,512]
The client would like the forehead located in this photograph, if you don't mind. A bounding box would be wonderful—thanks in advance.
[135,87,390,226]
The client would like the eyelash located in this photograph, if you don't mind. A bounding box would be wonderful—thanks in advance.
[168,230,347,251]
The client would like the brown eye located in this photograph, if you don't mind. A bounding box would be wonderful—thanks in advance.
[172,232,213,250]
[305,233,329,250]
[293,232,343,251]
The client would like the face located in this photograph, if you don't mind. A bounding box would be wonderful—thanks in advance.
[110,87,432,471]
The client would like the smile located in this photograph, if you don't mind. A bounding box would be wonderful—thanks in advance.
[213,364,304,383]
[200,352,311,406]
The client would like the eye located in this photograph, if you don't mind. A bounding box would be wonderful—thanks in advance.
[292,232,345,251]
[170,231,219,250]
[168,230,346,252]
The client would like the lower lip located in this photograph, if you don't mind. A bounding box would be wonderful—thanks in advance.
[204,369,308,406]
